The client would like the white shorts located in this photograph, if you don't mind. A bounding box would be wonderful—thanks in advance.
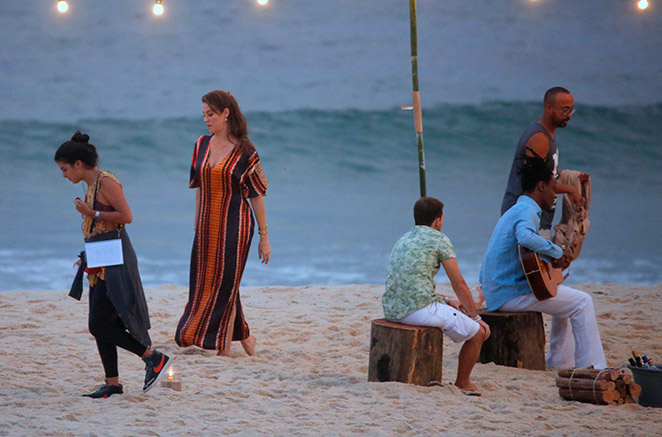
[392,301,480,343]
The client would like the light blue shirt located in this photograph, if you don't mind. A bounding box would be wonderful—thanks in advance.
[480,195,563,312]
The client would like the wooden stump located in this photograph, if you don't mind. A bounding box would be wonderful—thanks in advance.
[478,311,545,370]
[368,318,442,386]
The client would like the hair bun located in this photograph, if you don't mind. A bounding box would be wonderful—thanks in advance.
[71,130,90,143]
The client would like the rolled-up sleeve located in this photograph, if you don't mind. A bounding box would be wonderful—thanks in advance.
[515,208,563,259]
[242,151,268,198]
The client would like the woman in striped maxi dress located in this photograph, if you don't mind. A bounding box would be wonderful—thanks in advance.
[175,90,270,356]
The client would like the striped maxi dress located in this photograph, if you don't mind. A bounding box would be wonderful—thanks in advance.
[175,135,268,350]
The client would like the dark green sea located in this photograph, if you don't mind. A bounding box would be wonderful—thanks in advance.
[1,103,660,290]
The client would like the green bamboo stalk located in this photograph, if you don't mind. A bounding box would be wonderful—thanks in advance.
[409,0,426,197]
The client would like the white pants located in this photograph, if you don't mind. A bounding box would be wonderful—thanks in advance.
[393,301,480,343]
[499,285,607,370]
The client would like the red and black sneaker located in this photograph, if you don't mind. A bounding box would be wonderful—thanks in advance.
[143,350,170,392]
[82,384,123,399]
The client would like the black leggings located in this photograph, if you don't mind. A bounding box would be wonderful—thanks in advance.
[89,280,148,378]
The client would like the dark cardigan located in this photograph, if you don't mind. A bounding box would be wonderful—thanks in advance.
[70,227,151,348]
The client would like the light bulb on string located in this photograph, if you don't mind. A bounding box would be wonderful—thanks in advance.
[57,0,69,13]
[638,0,649,10]
[153,0,165,16]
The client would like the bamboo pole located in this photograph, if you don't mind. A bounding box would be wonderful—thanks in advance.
[409,0,426,197]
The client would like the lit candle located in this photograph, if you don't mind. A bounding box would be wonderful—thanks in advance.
[161,365,182,391]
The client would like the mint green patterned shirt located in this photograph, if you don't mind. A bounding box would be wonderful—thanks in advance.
[383,226,457,320]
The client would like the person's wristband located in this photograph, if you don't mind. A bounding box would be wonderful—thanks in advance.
[472,315,482,322]
[258,226,268,236]
[94,210,100,219]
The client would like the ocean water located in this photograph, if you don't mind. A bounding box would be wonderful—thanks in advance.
[1,1,661,290]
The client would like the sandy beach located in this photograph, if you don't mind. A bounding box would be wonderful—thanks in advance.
[1,282,660,435]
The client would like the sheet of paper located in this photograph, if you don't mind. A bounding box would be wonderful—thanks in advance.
[85,239,124,268]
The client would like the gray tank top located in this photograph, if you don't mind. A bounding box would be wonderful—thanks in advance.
[500,121,558,229]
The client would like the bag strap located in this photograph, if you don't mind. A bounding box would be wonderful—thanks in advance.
[87,172,103,235]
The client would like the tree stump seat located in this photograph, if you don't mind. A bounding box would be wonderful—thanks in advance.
[368,318,443,386]
[478,310,545,370]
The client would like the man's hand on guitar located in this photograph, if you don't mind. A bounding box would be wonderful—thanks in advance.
[552,248,572,270]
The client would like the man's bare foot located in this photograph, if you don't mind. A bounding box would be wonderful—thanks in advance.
[455,381,479,391]
[240,335,257,356]
[455,382,481,396]
[217,349,231,357]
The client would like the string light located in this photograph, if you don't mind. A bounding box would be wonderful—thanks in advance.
[53,1,651,19]
[57,0,69,13]
[153,0,164,16]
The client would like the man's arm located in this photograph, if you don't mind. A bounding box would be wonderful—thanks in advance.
[526,133,588,206]
[441,258,491,336]
[524,132,550,159]
[514,213,563,259]
[441,258,479,319]
[554,180,588,207]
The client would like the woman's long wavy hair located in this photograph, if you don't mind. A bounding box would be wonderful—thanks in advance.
[202,90,255,156]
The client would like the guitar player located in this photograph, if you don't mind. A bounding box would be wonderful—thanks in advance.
[479,155,607,370]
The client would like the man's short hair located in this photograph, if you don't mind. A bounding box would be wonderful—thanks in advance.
[544,86,571,106]
[414,197,444,226]
[520,154,554,193]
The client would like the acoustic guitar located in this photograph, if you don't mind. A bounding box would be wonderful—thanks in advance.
[518,245,564,300]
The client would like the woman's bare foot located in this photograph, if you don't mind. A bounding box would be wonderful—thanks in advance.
[240,335,257,356]
[217,348,231,357]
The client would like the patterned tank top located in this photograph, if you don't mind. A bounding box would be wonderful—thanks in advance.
[83,171,122,285]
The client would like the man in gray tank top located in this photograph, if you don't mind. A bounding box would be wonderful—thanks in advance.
[501,87,587,234]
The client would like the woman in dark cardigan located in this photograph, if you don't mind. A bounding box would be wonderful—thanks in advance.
[55,131,170,398]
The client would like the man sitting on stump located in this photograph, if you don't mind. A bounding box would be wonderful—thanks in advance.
[383,197,490,395]
[480,155,606,370]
